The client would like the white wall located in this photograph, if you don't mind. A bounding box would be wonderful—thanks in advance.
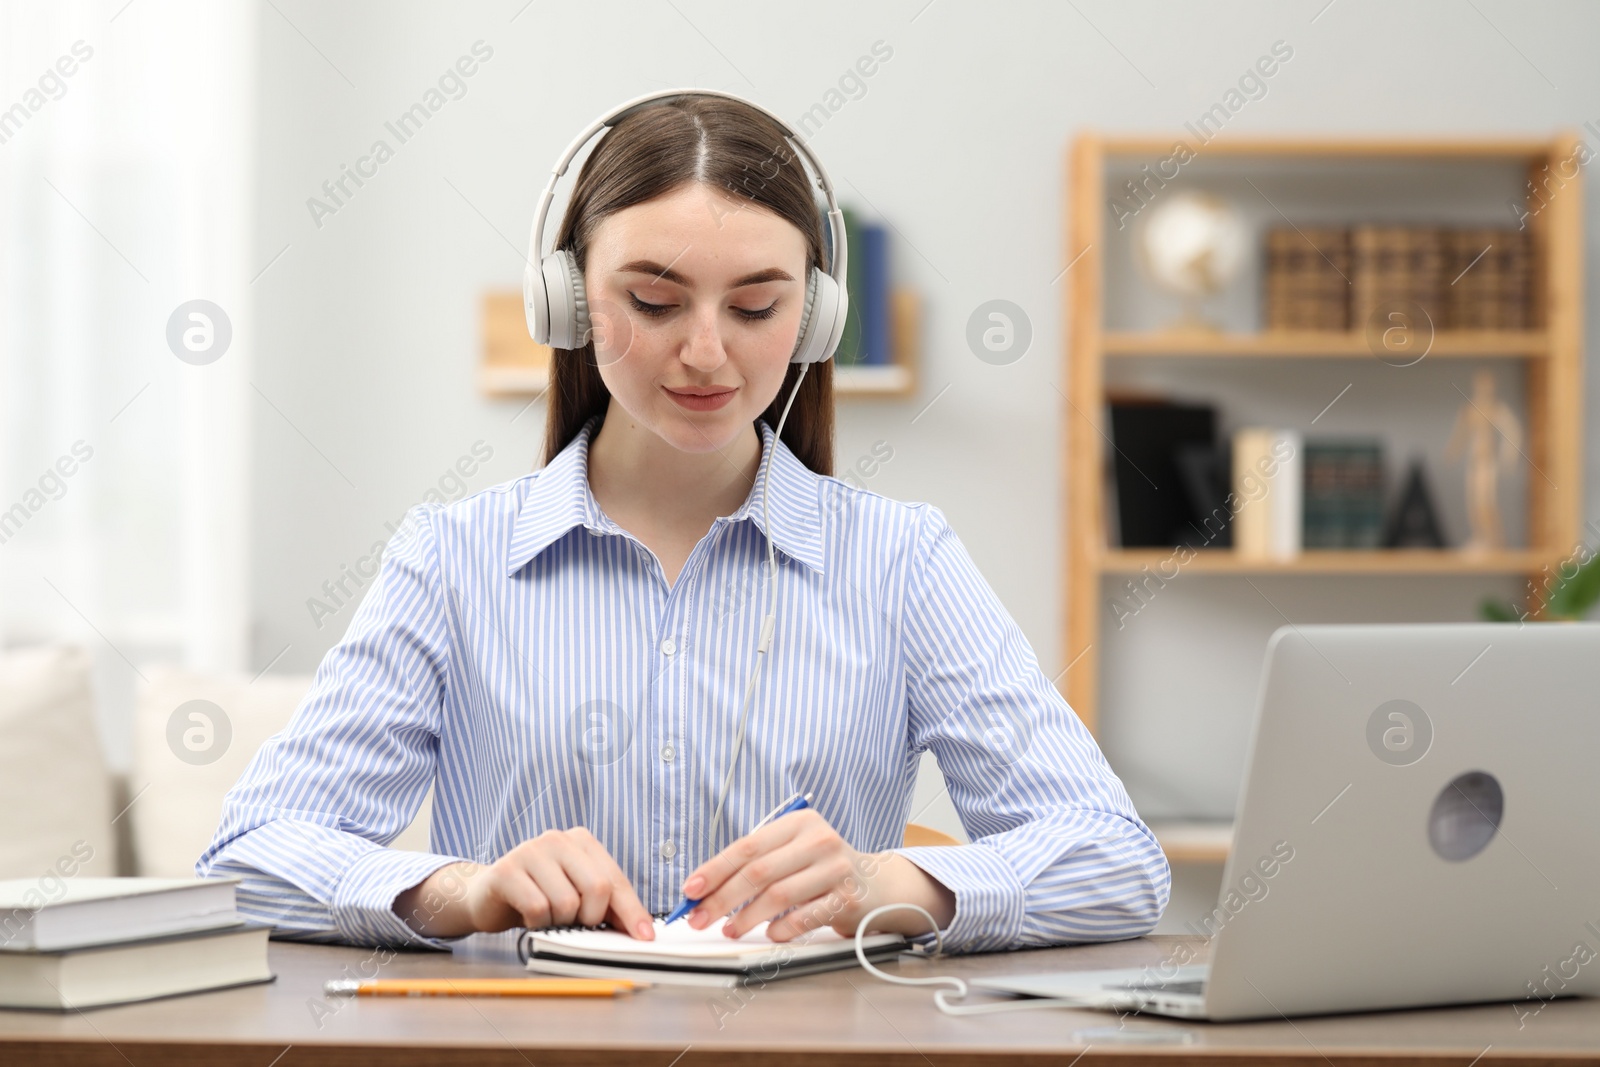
[248,1,1600,910]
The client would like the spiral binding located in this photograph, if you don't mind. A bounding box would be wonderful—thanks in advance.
[514,921,618,965]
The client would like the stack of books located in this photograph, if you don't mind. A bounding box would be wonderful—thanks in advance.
[1106,403,1398,559]
[1230,432,1390,557]
[0,876,272,1010]
[1262,225,1532,330]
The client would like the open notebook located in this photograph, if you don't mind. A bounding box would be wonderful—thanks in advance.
[520,919,908,986]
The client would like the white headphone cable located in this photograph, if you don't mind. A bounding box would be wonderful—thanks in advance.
[853,904,1106,1016]
[707,360,811,850]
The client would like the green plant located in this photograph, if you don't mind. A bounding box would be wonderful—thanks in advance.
[1481,552,1600,622]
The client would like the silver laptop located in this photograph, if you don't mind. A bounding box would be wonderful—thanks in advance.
[975,622,1600,1021]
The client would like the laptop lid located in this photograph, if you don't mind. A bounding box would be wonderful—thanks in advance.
[1203,622,1600,1021]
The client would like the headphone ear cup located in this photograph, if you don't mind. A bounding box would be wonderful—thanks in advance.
[790,269,818,362]
[791,267,846,364]
[539,250,590,350]
[565,251,590,349]
[524,256,550,343]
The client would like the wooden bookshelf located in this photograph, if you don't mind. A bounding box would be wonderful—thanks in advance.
[1105,330,1550,358]
[1101,548,1552,575]
[1064,134,1585,866]
[1147,820,1234,865]
[1082,136,1561,161]
[478,290,918,400]
[833,362,916,396]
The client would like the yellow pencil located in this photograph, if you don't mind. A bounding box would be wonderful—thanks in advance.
[323,977,643,997]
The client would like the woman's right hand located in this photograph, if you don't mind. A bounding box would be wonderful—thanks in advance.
[393,827,656,940]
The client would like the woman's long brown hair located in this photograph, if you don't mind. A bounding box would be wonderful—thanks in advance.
[540,94,834,477]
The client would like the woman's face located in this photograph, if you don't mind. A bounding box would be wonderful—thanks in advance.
[582,182,809,455]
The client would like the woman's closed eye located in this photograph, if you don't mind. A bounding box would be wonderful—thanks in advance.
[627,292,779,322]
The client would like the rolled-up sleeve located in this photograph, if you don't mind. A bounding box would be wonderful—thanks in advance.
[893,503,1170,953]
[195,505,471,950]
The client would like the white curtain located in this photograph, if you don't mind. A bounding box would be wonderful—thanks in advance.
[0,0,255,764]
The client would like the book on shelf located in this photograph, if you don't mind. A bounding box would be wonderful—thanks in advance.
[1301,439,1386,549]
[824,206,897,368]
[1351,225,1445,332]
[0,877,273,1010]
[831,205,865,365]
[1445,228,1531,330]
[859,220,890,365]
[1271,431,1303,558]
[1263,226,1349,330]
[1261,225,1531,332]
[1107,397,1218,548]
[1231,428,1301,560]
[1488,229,1532,329]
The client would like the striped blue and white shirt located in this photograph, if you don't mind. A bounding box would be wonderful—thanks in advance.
[198,414,1170,953]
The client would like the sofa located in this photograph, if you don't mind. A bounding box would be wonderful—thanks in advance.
[0,644,430,882]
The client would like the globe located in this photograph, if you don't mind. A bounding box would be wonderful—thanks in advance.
[1135,191,1248,329]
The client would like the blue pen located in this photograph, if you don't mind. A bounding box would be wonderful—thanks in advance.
[662,792,813,926]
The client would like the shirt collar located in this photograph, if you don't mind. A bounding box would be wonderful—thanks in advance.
[506,414,826,577]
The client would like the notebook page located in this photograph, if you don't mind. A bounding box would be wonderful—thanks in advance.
[534,919,851,961]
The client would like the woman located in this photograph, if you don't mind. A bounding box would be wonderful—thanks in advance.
[197,92,1169,953]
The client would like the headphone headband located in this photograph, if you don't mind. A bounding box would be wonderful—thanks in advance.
[526,87,848,321]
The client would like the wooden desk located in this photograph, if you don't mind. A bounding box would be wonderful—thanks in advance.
[2,933,1598,1065]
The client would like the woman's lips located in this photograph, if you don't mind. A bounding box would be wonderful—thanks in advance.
[664,385,736,412]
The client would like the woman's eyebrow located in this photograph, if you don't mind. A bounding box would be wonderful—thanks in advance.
[617,260,795,288]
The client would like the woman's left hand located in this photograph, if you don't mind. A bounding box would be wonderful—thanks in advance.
[680,809,956,941]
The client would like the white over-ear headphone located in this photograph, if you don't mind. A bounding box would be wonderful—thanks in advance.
[524,87,849,365]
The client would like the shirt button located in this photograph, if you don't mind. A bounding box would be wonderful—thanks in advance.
[660,637,677,656]
[660,744,675,762]
[660,840,677,859]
